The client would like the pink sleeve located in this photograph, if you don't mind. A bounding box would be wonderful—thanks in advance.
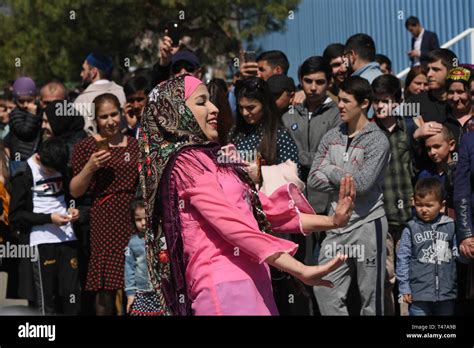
[173,150,298,263]
[258,184,312,236]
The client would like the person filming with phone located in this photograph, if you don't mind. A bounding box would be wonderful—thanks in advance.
[70,93,139,315]
[239,50,290,81]
[123,75,151,139]
[152,22,202,85]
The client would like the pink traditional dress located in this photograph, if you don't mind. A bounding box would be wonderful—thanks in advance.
[138,75,314,316]
[173,149,310,315]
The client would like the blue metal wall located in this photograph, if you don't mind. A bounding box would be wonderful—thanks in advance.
[252,0,474,81]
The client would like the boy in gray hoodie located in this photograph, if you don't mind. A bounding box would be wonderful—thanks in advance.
[308,76,390,315]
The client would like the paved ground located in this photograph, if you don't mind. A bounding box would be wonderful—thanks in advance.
[0,271,32,315]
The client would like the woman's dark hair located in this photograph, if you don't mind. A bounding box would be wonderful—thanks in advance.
[339,76,373,108]
[298,56,332,82]
[404,65,428,100]
[93,93,121,126]
[232,77,282,165]
[38,137,69,172]
[372,74,402,103]
[207,78,234,146]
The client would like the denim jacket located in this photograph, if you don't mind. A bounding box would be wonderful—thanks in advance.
[396,214,458,302]
[124,232,153,296]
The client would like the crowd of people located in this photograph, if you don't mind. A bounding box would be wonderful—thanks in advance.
[0,15,474,317]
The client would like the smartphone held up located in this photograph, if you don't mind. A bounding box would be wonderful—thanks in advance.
[95,137,110,152]
[165,21,181,47]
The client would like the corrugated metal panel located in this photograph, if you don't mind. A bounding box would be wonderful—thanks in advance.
[252,0,474,81]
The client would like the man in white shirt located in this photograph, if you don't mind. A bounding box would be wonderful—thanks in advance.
[406,16,440,67]
[74,53,126,135]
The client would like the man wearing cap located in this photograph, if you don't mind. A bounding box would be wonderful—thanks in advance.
[4,77,42,169]
[267,74,296,116]
[74,53,126,135]
[152,35,202,86]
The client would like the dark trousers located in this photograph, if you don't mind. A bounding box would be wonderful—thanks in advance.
[31,241,81,315]
[271,270,311,315]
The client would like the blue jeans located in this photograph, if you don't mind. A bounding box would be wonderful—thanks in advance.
[409,300,455,316]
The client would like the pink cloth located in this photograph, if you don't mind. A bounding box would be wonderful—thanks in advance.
[184,76,203,100]
[260,160,316,217]
[172,149,304,315]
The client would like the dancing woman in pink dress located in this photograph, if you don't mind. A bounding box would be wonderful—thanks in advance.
[138,75,354,315]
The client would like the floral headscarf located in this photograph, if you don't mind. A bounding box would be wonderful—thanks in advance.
[138,75,216,315]
[139,75,273,315]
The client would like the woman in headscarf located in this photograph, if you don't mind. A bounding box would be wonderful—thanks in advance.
[139,75,354,315]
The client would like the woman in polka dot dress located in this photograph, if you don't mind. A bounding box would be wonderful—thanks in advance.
[229,77,307,315]
[70,93,139,315]
[229,77,300,172]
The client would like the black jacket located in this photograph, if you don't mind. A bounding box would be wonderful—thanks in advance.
[6,107,42,161]
[8,164,72,243]
[150,62,171,87]
[411,30,440,66]
[454,132,474,242]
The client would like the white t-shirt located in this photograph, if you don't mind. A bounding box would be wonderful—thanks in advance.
[413,29,425,66]
[27,156,76,246]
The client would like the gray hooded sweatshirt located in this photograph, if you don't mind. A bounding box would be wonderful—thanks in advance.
[282,97,341,213]
[308,122,390,234]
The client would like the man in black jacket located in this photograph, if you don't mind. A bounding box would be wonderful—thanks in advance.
[406,16,440,67]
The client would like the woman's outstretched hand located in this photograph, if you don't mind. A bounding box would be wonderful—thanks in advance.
[300,254,348,287]
[266,252,347,288]
[333,175,356,228]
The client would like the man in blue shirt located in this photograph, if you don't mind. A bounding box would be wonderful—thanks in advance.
[344,33,383,85]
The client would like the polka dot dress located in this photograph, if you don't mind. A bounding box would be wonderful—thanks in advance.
[129,291,165,316]
[71,136,139,291]
[232,125,300,167]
